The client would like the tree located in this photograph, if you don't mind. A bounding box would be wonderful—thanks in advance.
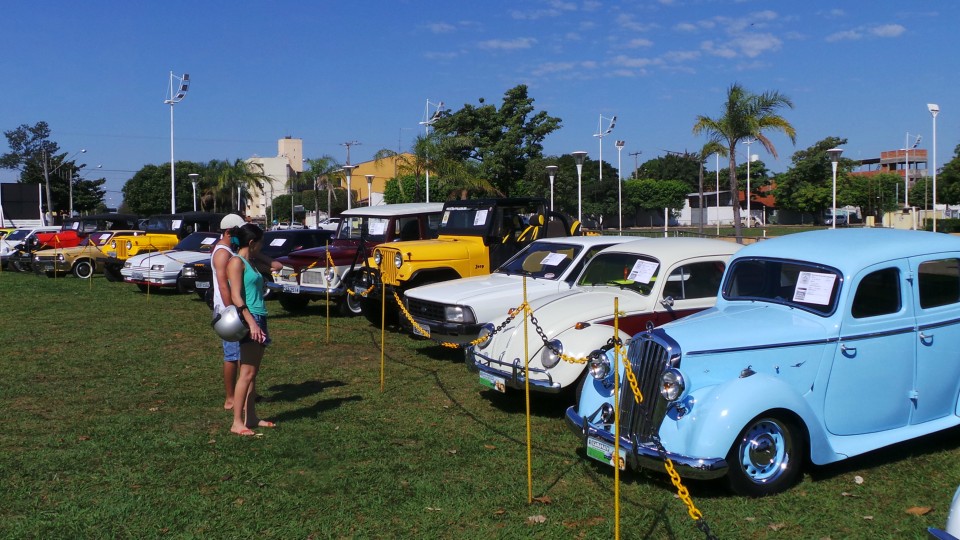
[693,83,796,242]
[636,153,701,191]
[431,84,561,196]
[624,179,690,225]
[694,141,728,234]
[773,136,855,216]
[123,161,204,216]
[303,155,341,219]
[937,144,960,206]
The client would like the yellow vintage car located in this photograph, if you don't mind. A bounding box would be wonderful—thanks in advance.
[101,232,180,281]
[0,228,15,240]
[33,230,145,278]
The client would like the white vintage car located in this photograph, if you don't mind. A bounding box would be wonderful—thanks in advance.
[121,231,220,292]
[467,237,741,397]
[402,235,637,343]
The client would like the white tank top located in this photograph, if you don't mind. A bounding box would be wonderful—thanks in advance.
[211,243,233,313]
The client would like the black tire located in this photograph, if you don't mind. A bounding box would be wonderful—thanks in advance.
[137,284,149,293]
[104,266,122,282]
[726,414,804,497]
[339,291,364,316]
[278,294,310,312]
[73,259,94,279]
[10,260,26,272]
[361,296,397,326]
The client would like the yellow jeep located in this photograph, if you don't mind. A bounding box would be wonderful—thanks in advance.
[102,232,180,281]
[355,197,577,318]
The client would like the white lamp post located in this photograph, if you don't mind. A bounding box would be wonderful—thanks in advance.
[545,165,558,212]
[188,173,199,212]
[715,152,721,235]
[164,72,190,214]
[365,174,374,206]
[41,148,86,223]
[827,148,844,229]
[929,103,940,232]
[342,165,356,210]
[615,140,625,233]
[419,99,443,203]
[743,138,754,228]
[571,151,588,223]
[593,115,616,181]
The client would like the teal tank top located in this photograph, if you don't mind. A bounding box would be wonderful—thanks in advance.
[239,256,267,316]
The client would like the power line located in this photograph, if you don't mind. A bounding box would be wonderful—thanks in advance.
[628,151,642,179]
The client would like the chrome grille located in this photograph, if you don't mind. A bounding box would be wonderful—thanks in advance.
[618,332,678,441]
[406,298,445,322]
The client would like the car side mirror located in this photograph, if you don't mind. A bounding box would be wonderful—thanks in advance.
[660,296,675,308]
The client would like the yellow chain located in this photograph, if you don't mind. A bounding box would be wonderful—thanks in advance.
[392,291,502,349]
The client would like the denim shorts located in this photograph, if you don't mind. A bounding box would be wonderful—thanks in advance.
[240,313,271,346]
[222,339,240,362]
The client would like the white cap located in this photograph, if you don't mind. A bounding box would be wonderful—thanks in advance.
[220,214,246,230]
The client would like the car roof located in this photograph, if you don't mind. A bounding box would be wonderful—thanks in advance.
[597,236,742,259]
[732,228,960,276]
[340,202,444,217]
[529,235,639,247]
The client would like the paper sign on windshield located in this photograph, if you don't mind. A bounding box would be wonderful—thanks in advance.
[270,238,287,247]
[627,260,658,283]
[201,237,217,245]
[793,272,836,305]
[540,252,567,266]
[368,221,386,236]
[172,220,182,230]
[473,209,488,226]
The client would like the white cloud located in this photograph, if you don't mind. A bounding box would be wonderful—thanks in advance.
[625,38,654,48]
[733,33,782,57]
[610,68,638,77]
[663,50,700,62]
[426,22,455,34]
[701,40,737,59]
[675,22,698,32]
[871,24,906,37]
[617,14,656,32]
[826,23,905,42]
[610,54,659,68]
[510,1,575,20]
[477,37,537,51]
[826,29,862,42]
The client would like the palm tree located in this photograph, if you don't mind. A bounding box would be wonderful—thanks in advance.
[693,83,796,242]
[304,155,341,220]
[695,141,728,235]
[212,159,270,214]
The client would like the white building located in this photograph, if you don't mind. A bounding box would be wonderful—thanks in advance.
[245,137,303,222]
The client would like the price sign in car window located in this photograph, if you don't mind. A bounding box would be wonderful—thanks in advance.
[473,209,488,226]
[171,220,183,230]
[627,260,659,283]
[540,252,568,266]
[368,220,387,236]
[201,236,217,245]
[793,272,836,305]
[270,238,287,247]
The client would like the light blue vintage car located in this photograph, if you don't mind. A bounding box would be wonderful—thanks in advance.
[567,228,960,496]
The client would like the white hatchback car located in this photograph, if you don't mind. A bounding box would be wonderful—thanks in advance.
[121,231,220,292]
[402,235,637,343]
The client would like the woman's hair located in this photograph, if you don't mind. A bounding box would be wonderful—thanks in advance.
[235,223,263,249]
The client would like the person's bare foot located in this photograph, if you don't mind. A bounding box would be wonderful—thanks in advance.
[231,424,255,436]
[224,399,234,410]
[247,418,276,428]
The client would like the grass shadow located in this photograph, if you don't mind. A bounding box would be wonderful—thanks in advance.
[264,379,347,403]
[270,395,363,423]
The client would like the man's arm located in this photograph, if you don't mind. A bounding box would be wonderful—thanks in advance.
[213,248,233,307]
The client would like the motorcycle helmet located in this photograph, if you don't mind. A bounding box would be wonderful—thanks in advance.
[211,305,249,341]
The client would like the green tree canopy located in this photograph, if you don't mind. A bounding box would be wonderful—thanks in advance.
[773,136,855,214]
[123,162,205,216]
[937,144,960,206]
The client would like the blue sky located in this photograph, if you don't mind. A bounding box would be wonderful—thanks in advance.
[1,1,957,204]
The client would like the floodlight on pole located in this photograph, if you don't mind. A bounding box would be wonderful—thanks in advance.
[342,165,356,210]
[743,138,755,228]
[571,151,588,223]
[164,71,190,213]
[188,173,200,212]
[615,140,625,233]
[593,114,616,181]
[545,165,558,212]
[827,148,843,229]
[929,103,940,232]
[365,174,375,206]
[419,99,443,203]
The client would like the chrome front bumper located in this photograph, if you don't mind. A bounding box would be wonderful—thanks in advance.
[466,348,563,393]
[564,406,728,480]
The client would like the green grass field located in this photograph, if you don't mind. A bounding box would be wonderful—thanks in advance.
[2,269,958,539]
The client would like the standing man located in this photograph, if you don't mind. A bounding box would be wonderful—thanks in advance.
[212,213,247,409]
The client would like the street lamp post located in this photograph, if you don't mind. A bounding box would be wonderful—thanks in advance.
[342,165,356,210]
[593,115,616,181]
[929,103,940,232]
[827,148,844,229]
[545,165,558,212]
[615,140,625,233]
[41,148,86,223]
[164,71,190,214]
[188,173,199,212]
[743,138,754,228]
[419,99,443,203]
[715,152,721,235]
[365,174,374,206]
[571,151,588,223]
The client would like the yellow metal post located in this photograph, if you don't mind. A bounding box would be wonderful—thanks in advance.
[523,276,533,504]
[613,297,620,540]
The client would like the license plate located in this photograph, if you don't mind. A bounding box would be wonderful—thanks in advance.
[478,371,506,393]
[283,283,300,294]
[412,322,430,338]
[586,437,626,470]
[196,281,210,289]
[132,272,143,281]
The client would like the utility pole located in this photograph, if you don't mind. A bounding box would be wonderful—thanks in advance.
[340,140,361,165]
[628,151,642,180]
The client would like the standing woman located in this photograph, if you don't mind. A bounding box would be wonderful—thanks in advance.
[227,223,276,436]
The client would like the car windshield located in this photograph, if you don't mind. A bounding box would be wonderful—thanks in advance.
[439,205,494,235]
[577,252,661,296]
[81,232,114,247]
[498,241,582,280]
[337,217,389,242]
[174,232,219,252]
[722,257,842,315]
[5,229,31,241]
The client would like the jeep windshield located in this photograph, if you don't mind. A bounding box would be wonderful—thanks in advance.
[722,257,841,315]
[498,240,581,280]
[337,216,389,242]
[438,205,495,236]
[173,232,219,252]
[577,252,660,296]
[81,232,113,247]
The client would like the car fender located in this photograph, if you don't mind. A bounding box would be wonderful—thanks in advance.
[657,373,831,464]
[546,324,633,389]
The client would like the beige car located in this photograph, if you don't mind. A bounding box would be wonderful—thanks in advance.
[33,230,144,278]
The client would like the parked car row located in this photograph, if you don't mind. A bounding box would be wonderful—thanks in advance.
[15,204,960,498]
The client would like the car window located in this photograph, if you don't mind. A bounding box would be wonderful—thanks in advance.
[6,229,30,241]
[498,240,584,280]
[578,252,660,296]
[918,258,960,309]
[661,261,726,300]
[173,233,219,252]
[395,217,421,241]
[724,258,841,316]
[852,267,901,318]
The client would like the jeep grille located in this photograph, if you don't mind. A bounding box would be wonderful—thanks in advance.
[377,247,400,286]
[618,333,679,441]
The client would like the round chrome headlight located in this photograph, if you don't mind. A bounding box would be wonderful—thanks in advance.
[57,253,65,262]
[588,349,611,379]
[394,252,403,269]
[660,368,685,402]
[125,240,132,250]
[476,323,495,349]
[540,339,563,369]
[373,251,383,266]
[110,240,117,248]
[326,268,336,282]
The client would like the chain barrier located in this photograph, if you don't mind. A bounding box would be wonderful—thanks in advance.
[392,290,526,349]
[651,435,717,539]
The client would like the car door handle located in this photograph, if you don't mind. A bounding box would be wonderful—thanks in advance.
[919,332,934,344]
[840,343,856,355]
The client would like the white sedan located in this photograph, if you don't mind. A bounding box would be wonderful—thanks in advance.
[121,232,219,292]
[466,237,741,397]
[402,235,637,343]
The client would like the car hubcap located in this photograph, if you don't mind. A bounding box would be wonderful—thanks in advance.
[740,420,788,483]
